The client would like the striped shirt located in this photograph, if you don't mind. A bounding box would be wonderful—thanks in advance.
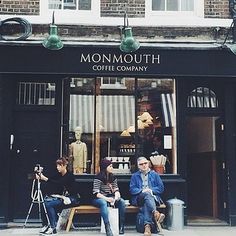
[93,177,119,197]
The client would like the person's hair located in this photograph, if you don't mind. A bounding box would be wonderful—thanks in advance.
[56,157,68,166]
[97,167,115,184]
[137,156,148,165]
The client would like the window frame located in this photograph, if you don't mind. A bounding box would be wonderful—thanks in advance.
[147,0,204,17]
[40,0,100,24]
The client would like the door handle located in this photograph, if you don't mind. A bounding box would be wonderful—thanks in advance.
[10,134,14,150]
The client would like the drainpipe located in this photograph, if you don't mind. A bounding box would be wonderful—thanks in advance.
[229,0,236,42]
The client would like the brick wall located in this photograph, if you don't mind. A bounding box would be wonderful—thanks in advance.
[100,0,145,17]
[205,0,230,18]
[0,0,231,18]
[0,0,39,15]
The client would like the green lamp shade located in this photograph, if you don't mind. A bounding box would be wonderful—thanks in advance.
[42,24,63,50]
[120,27,140,53]
[227,43,236,55]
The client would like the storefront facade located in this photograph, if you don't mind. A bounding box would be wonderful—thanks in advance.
[1,41,236,226]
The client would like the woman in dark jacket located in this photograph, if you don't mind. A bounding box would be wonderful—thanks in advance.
[92,159,126,236]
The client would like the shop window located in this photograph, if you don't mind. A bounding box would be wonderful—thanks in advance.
[187,87,218,108]
[17,82,56,105]
[137,78,176,174]
[68,77,176,175]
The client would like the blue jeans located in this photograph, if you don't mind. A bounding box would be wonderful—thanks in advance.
[92,198,126,225]
[137,192,156,225]
[44,196,79,229]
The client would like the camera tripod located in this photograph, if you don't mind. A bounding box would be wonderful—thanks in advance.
[23,177,50,228]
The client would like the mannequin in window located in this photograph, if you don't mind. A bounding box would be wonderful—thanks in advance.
[69,126,88,174]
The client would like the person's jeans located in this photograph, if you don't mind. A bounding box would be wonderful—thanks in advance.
[92,198,126,225]
[42,196,79,229]
[137,192,156,225]
[44,197,62,229]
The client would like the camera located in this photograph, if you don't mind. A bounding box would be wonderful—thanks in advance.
[34,164,43,174]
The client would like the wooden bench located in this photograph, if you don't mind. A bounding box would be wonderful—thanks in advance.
[66,204,166,232]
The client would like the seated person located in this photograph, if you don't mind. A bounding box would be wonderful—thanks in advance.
[37,157,80,235]
[92,159,126,236]
[129,157,165,236]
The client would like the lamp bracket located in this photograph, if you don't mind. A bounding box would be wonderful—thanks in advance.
[123,11,129,28]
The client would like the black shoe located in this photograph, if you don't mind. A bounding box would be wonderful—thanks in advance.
[119,226,124,235]
[105,222,113,236]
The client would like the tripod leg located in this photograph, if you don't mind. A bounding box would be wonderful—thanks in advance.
[23,190,38,228]
[39,190,51,227]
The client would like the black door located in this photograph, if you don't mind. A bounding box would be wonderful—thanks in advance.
[10,109,60,221]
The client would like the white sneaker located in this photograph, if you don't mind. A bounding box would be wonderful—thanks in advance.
[39,225,49,234]
[42,227,57,235]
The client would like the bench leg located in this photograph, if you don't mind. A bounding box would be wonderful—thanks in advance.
[66,208,75,232]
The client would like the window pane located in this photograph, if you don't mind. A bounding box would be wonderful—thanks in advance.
[49,0,62,9]
[64,0,76,10]
[167,0,178,11]
[181,0,194,11]
[152,0,165,11]
[17,82,55,106]
[137,78,176,174]
[187,87,218,108]
[69,78,95,174]
[79,0,91,10]
[99,77,136,174]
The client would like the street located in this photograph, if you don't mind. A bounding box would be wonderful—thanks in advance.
[1,226,236,236]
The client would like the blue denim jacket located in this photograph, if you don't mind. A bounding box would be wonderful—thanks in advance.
[129,170,164,205]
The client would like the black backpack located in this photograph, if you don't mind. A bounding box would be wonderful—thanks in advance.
[136,211,158,233]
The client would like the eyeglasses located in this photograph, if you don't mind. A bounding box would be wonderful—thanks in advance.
[138,162,148,166]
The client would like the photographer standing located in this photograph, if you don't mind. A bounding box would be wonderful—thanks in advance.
[36,157,80,235]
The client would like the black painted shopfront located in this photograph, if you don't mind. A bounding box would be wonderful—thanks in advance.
[1,41,236,226]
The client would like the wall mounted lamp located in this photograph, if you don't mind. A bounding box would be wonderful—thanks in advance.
[120,12,140,53]
[42,11,63,50]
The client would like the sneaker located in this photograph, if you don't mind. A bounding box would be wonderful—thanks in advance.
[41,227,57,235]
[39,225,49,234]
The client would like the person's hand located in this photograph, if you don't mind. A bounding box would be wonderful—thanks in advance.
[142,188,152,193]
[106,197,115,204]
[114,191,121,201]
[36,173,48,182]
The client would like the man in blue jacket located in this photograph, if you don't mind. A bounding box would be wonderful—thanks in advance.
[130,157,165,236]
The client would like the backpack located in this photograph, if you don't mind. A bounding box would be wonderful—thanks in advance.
[136,211,158,233]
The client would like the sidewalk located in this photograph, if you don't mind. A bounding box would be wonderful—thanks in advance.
[1,225,236,236]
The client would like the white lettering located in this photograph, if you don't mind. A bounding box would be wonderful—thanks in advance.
[80,53,90,62]
[152,54,160,64]
[91,53,101,63]
[80,53,161,65]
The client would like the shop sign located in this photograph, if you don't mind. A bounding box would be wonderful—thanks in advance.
[80,52,161,72]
